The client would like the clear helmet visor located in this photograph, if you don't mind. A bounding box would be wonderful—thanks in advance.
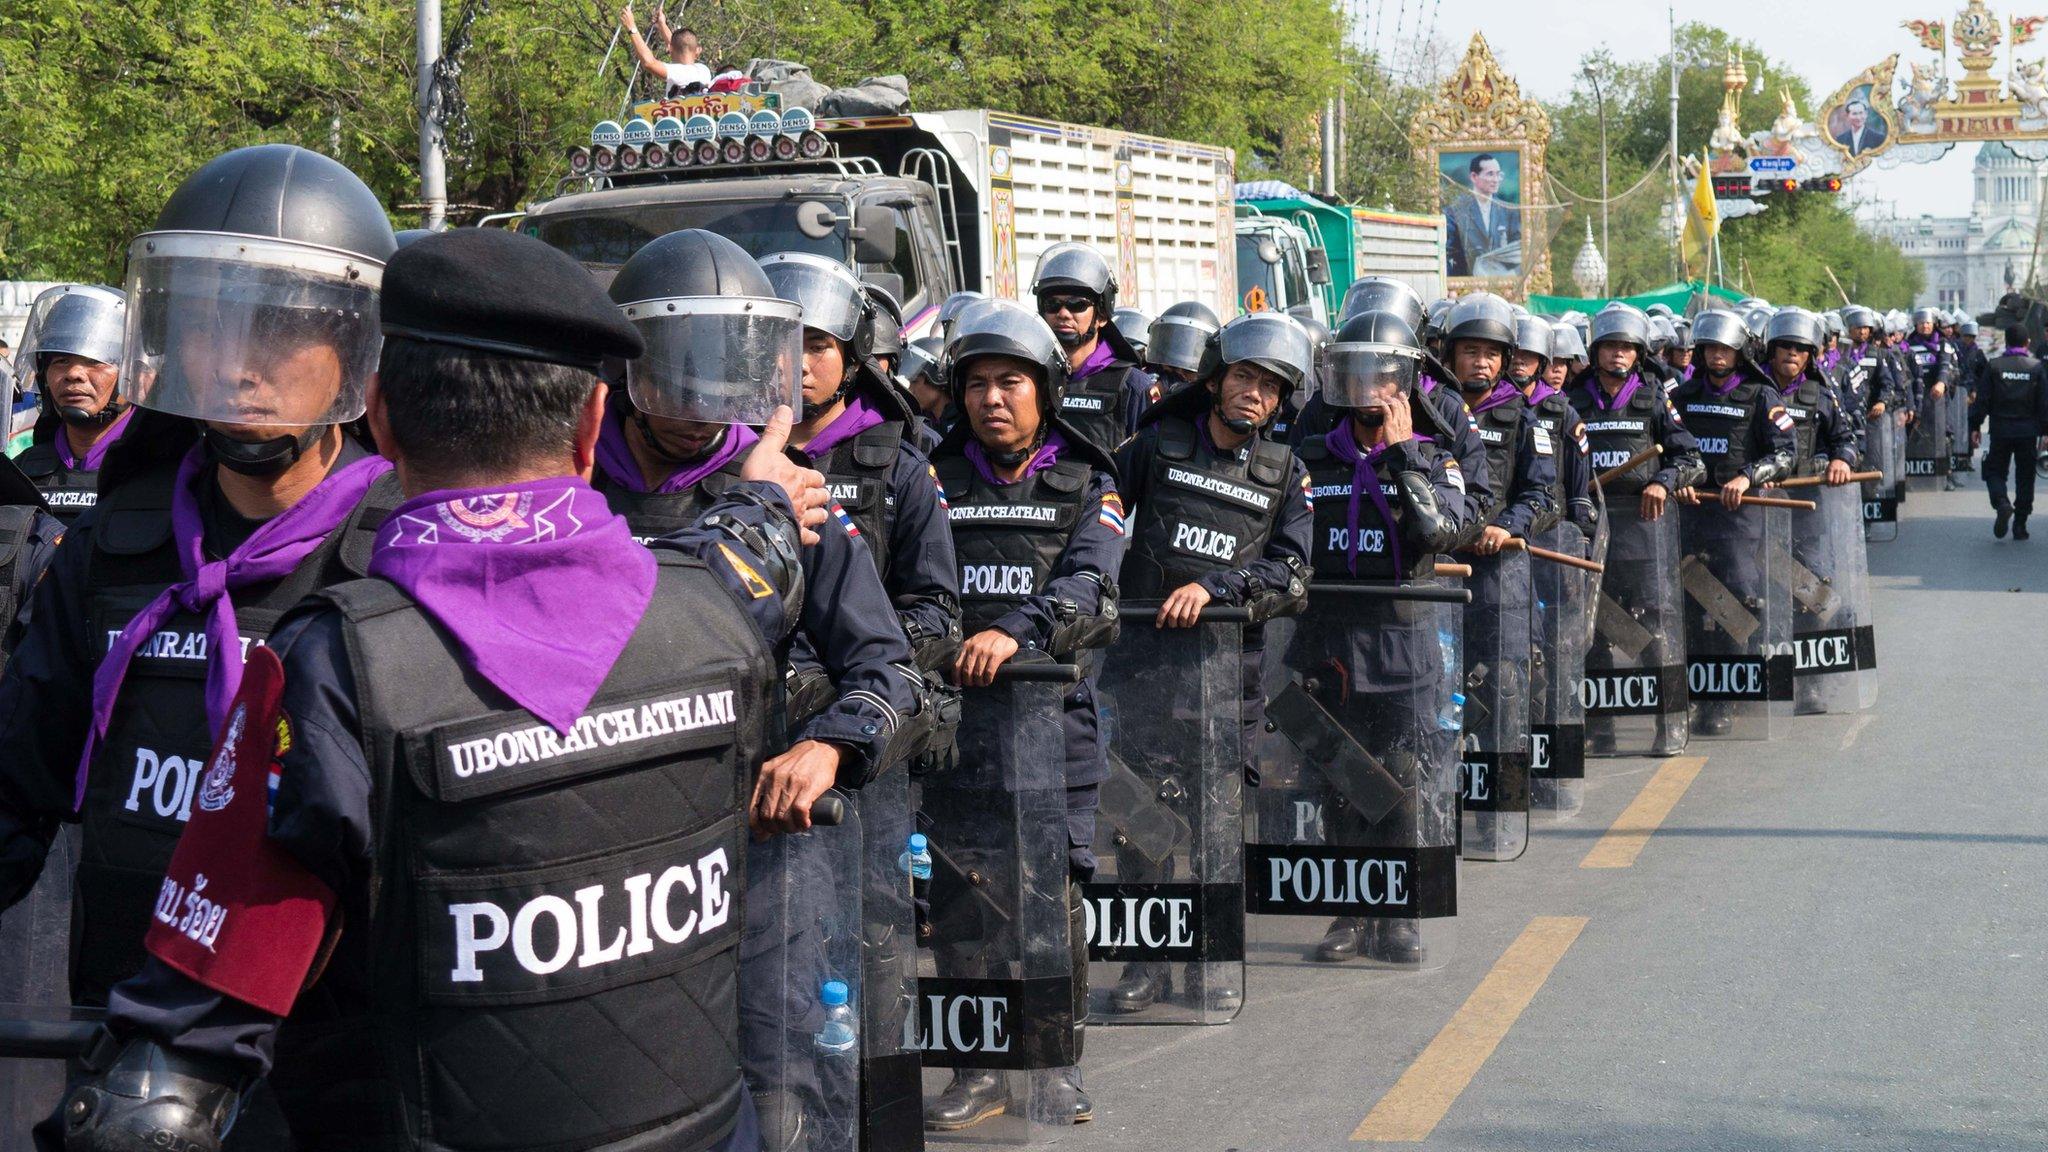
[759,254,865,344]
[123,234,381,428]
[1146,318,1216,375]
[623,296,804,424]
[17,285,127,387]
[1324,343,1421,409]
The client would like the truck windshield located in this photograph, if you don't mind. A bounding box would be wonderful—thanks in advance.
[531,199,845,270]
[1236,233,1281,313]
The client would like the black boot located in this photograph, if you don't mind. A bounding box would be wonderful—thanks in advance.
[1028,1065,1091,1124]
[1995,505,2011,538]
[2016,515,2031,541]
[1183,962,1243,1012]
[925,1071,1009,1132]
[1107,962,1170,1013]
[1313,917,1368,962]
[1364,918,1424,964]
[1698,701,1733,736]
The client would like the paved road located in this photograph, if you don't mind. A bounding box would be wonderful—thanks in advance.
[948,482,2048,1151]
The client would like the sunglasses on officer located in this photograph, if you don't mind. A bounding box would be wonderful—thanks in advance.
[1038,294,1095,317]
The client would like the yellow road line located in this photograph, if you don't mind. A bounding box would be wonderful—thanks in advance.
[1579,754,1708,869]
[1352,916,1589,1142]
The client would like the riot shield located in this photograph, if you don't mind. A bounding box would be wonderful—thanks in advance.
[1530,523,1589,819]
[743,802,864,1152]
[1862,411,1901,541]
[1679,502,1794,741]
[1586,498,1687,757]
[1905,394,1947,488]
[1459,549,1531,861]
[1789,484,1879,714]
[1245,582,1463,971]
[1087,620,1244,1026]
[857,765,923,1152]
[0,827,76,1143]
[1947,383,1973,476]
[918,672,1074,1145]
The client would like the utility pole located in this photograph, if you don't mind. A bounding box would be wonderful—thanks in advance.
[418,0,448,231]
[1669,6,1682,280]
[1582,65,1610,283]
[1322,97,1339,197]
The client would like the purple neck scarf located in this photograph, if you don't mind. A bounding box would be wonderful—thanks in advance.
[1418,373,1440,396]
[1704,368,1752,399]
[800,395,886,459]
[1072,339,1117,381]
[55,407,133,471]
[965,432,1066,487]
[595,404,758,494]
[1466,379,1522,416]
[1525,381,1560,406]
[1588,373,1644,412]
[370,477,656,733]
[2004,346,2030,358]
[1325,420,1401,578]
[78,449,391,808]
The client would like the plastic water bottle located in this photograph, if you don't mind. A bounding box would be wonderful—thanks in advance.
[899,834,933,881]
[1438,693,1466,733]
[815,981,858,1054]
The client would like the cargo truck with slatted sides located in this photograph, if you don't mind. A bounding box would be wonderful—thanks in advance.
[516,99,1240,338]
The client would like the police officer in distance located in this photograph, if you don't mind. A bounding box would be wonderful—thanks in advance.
[1444,294,1556,556]
[1545,322,1587,392]
[1295,309,1466,964]
[1763,310,1860,491]
[0,145,403,1028]
[63,227,832,1152]
[1145,302,1222,391]
[1902,306,1956,484]
[1113,308,1154,365]
[1668,309,1795,737]
[12,285,133,522]
[1510,317,1597,549]
[899,335,955,446]
[0,458,64,662]
[1104,311,1313,1012]
[1665,318,1694,381]
[1032,242,1160,456]
[1968,324,2048,539]
[926,300,1127,1129]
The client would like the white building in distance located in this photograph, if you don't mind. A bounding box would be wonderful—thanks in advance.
[1865,141,2045,316]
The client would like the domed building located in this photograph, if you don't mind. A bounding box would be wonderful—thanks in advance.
[1868,141,2045,314]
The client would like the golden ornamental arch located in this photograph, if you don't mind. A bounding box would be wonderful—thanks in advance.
[1412,34,1553,300]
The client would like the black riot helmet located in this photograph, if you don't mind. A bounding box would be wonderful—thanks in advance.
[1511,314,1553,369]
[1840,304,1879,335]
[1766,307,1825,353]
[1959,319,1980,337]
[1147,300,1222,378]
[125,144,395,475]
[1911,306,1940,331]
[610,229,804,426]
[760,250,874,417]
[17,284,128,424]
[1324,309,1425,411]
[1217,312,1315,390]
[946,298,1070,416]
[1112,308,1154,358]
[1647,314,1677,354]
[1550,322,1587,364]
[899,336,946,389]
[1691,309,1749,352]
[1589,304,1652,357]
[1339,275,1426,330]
[936,291,987,341]
[1030,241,1117,314]
[1443,292,1517,351]
[861,282,905,361]
[1670,317,1694,350]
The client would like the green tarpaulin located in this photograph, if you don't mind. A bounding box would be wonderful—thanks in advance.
[1527,280,1746,317]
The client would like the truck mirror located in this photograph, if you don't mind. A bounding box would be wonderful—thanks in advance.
[796,200,840,240]
[1306,247,1332,285]
[861,271,906,305]
[1256,237,1282,265]
[854,204,900,264]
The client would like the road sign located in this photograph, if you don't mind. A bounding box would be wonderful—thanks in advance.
[1748,156,1796,173]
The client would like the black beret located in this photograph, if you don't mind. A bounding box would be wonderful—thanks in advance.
[380,228,643,371]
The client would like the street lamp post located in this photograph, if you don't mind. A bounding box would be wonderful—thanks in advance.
[1583,65,1610,293]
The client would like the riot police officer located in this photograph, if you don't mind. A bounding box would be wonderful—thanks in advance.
[1444,295,1556,553]
[0,145,402,1015]
[11,285,132,521]
[1666,318,1695,380]
[1145,302,1222,391]
[1669,310,1795,737]
[1569,305,1705,756]
[1968,324,2048,539]
[1113,308,1154,365]
[1546,322,1588,391]
[925,300,1126,1130]
[1903,306,1956,487]
[1031,242,1159,455]
[64,227,831,1152]
[1511,317,1596,547]
[1104,311,1313,1012]
[0,459,62,661]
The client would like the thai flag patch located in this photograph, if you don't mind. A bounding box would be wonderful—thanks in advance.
[1097,493,1127,536]
[1573,423,1590,455]
[928,463,949,510]
[1770,406,1795,432]
[830,501,860,537]
[1301,472,1314,507]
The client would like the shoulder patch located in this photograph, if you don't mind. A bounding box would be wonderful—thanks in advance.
[1300,471,1314,507]
[1531,425,1554,456]
[716,542,776,600]
[1770,405,1795,432]
[928,463,949,509]
[829,500,860,538]
[1443,456,1467,494]
[1097,491,1127,537]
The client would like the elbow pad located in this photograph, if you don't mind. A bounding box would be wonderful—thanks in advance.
[1748,455,1788,487]
[1244,559,1310,624]
[696,497,806,635]
[903,613,964,675]
[874,663,939,780]
[1669,457,1707,491]
[782,663,838,731]
[62,1038,241,1152]
[1397,471,1453,549]
[1046,574,1120,657]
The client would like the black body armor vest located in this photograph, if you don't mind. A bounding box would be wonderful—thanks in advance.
[1465,397,1528,525]
[1296,435,1434,582]
[266,554,774,1152]
[808,420,904,581]
[1058,363,1138,456]
[1571,382,1661,493]
[1121,416,1290,599]
[71,461,397,1004]
[595,465,743,543]
[0,503,37,668]
[1674,375,1766,487]
[1778,375,1828,475]
[1524,389,1574,507]
[1987,354,2043,426]
[935,453,1092,635]
[15,439,102,523]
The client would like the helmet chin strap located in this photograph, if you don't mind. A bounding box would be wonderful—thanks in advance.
[203,424,329,477]
[988,426,1047,468]
[57,397,128,427]
[802,367,859,420]
[633,409,723,465]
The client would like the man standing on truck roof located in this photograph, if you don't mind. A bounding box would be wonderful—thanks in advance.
[1033,242,1161,456]
[621,4,710,98]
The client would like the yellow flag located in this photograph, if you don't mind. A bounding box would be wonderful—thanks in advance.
[1682,150,1720,277]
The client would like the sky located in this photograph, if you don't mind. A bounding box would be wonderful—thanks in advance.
[1395,0,2000,221]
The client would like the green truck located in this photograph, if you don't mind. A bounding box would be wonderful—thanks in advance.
[1233,181,1445,321]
